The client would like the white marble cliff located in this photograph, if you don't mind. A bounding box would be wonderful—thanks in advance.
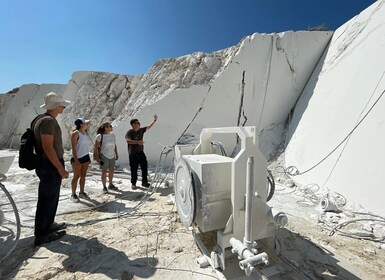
[285,1,385,214]
[0,1,383,214]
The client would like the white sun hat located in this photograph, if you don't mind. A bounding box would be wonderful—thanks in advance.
[40,92,71,110]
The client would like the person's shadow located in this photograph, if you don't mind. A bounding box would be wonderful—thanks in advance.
[1,234,158,280]
[56,234,158,279]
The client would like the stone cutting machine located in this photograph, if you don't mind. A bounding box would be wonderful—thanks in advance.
[174,126,287,276]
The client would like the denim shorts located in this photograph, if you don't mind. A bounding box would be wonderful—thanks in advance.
[71,154,91,164]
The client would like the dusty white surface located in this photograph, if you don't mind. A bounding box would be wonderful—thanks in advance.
[285,0,385,214]
[0,150,384,280]
[1,2,385,277]
[3,2,385,214]
[0,29,332,164]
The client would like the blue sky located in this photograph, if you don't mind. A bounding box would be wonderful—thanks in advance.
[0,0,376,93]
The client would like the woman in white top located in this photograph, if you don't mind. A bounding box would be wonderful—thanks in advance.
[94,122,119,193]
[70,118,91,202]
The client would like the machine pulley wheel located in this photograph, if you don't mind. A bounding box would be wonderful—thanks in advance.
[174,159,196,227]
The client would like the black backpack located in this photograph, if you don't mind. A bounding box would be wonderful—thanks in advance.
[18,114,47,170]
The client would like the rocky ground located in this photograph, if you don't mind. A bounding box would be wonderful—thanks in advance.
[1,150,384,279]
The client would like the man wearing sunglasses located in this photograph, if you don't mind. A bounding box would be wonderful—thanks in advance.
[125,114,158,189]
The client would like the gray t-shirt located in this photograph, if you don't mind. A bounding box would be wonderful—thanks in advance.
[33,114,64,160]
[125,127,146,155]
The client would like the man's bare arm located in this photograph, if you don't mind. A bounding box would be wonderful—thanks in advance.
[146,114,158,130]
[41,134,68,178]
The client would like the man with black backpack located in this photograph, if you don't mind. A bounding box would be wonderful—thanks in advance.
[32,92,71,246]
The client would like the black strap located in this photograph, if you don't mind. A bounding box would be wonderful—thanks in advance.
[30,113,54,130]
[29,113,57,161]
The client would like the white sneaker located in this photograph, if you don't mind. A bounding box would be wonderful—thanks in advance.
[71,194,80,203]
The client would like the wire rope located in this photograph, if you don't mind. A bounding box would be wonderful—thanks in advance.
[286,88,385,176]
[65,145,175,228]
[0,179,21,264]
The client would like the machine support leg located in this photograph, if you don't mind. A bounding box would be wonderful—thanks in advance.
[230,237,269,276]
[244,156,254,250]
[229,157,269,276]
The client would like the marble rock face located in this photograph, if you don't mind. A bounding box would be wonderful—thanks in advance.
[4,2,385,214]
[0,30,332,164]
[285,1,385,214]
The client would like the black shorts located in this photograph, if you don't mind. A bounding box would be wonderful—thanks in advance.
[71,154,91,164]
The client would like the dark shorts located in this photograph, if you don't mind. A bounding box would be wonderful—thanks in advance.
[71,154,91,164]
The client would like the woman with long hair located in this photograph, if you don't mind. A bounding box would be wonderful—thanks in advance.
[70,118,91,202]
[94,122,119,193]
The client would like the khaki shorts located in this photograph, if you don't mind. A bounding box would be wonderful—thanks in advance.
[100,154,115,170]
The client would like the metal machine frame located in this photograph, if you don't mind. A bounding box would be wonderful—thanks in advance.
[174,126,287,275]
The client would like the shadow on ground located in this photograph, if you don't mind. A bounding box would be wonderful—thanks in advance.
[274,228,361,280]
[1,234,159,280]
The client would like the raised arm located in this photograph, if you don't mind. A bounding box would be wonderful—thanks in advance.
[146,114,158,130]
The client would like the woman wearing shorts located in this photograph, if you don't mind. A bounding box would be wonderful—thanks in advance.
[94,122,119,193]
[70,118,91,202]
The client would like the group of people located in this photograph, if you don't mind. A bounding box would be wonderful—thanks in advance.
[69,120,119,202]
[32,92,158,246]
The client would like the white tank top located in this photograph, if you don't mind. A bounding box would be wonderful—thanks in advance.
[73,131,89,158]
